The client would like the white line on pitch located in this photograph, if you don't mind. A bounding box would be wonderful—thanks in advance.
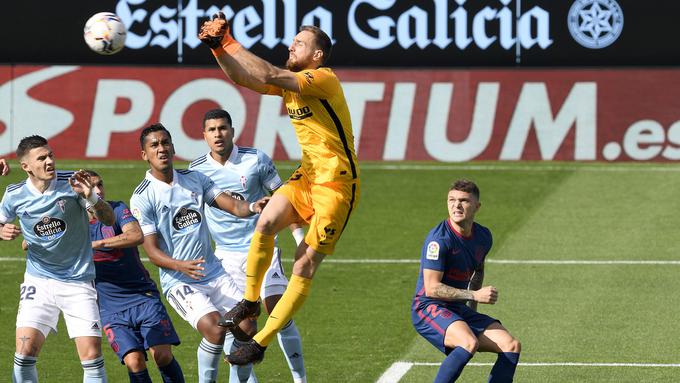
[0,257,679,266]
[413,362,680,367]
[376,361,680,383]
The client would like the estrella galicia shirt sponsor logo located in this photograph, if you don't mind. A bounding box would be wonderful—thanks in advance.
[226,190,245,201]
[33,216,67,240]
[172,207,201,232]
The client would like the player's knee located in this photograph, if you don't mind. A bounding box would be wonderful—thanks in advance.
[255,216,278,235]
[502,337,521,353]
[445,334,478,354]
[15,343,39,357]
[79,349,103,361]
[151,347,174,367]
[124,351,147,372]
[202,325,226,345]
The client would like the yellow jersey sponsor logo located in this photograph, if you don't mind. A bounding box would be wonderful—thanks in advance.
[287,106,313,120]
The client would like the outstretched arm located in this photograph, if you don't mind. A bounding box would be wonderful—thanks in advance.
[423,268,498,305]
[91,221,144,249]
[199,13,300,93]
[142,233,206,280]
[212,193,268,218]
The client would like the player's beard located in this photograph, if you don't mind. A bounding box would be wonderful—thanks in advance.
[286,58,302,72]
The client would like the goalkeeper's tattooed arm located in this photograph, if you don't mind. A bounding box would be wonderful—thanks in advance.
[467,265,485,310]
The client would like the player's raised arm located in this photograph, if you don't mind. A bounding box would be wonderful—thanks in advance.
[199,13,300,93]
[0,158,10,176]
[141,232,206,280]
[91,221,143,249]
[70,170,115,225]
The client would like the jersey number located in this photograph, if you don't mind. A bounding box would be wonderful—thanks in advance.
[175,285,195,300]
[19,285,36,300]
[425,304,442,318]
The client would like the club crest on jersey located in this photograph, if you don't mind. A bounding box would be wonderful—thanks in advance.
[56,199,66,213]
[34,216,67,240]
[303,71,314,84]
[426,241,440,260]
[172,207,201,232]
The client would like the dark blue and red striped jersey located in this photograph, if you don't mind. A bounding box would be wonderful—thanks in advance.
[413,219,493,310]
[90,200,159,314]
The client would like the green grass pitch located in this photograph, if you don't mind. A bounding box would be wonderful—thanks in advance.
[0,160,679,382]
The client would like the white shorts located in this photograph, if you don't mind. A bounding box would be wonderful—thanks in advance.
[164,274,241,330]
[215,247,289,299]
[16,273,102,339]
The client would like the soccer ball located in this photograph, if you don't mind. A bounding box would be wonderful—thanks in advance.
[83,12,127,55]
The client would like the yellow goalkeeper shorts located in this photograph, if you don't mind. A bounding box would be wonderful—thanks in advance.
[276,167,360,255]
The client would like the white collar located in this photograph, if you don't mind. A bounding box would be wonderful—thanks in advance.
[206,144,238,168]
[145,169,178,188]
[26,176,56,196]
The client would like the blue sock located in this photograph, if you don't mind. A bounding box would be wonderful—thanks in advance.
[277,320,306,383]
[82,356,107,382]
[197,339,223,383]
[488,352,520,383]
[224,333,257,383]
[434,347,473,383]
[158,357,185,383]
[128,369,152,383]
[12,353,38,383]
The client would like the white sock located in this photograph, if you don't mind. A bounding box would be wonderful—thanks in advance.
[81,356,107,383]
[278,320,306,383]
[13,353,38,383]
[197,339,223,383]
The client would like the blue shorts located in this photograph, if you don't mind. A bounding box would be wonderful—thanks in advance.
[101,298,181,363]
[412,300,498,355]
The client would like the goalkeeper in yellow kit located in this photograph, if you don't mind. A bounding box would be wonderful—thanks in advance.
[199,13,360,365]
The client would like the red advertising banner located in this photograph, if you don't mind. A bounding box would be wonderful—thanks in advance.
[2,65,680,162]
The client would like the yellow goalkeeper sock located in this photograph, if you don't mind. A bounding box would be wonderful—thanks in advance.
[244,231,275,302]
[253,274,312,347]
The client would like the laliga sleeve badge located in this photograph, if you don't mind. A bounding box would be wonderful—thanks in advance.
[132,207,142,220]
[426,241,440,260]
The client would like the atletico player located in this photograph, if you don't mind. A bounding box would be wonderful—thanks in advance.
[84,170,184,383]
[412,180,521,382]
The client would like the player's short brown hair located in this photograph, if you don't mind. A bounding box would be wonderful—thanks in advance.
[450,179,480,200]
[300,25,332,65]
[16,135,48,159]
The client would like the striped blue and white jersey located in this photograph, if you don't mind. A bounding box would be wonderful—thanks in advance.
[189,145,283,252]
[0,171,95,281]
[129,169,226,292]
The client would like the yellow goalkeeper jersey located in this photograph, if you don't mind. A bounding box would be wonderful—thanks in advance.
[266,67,359,184]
